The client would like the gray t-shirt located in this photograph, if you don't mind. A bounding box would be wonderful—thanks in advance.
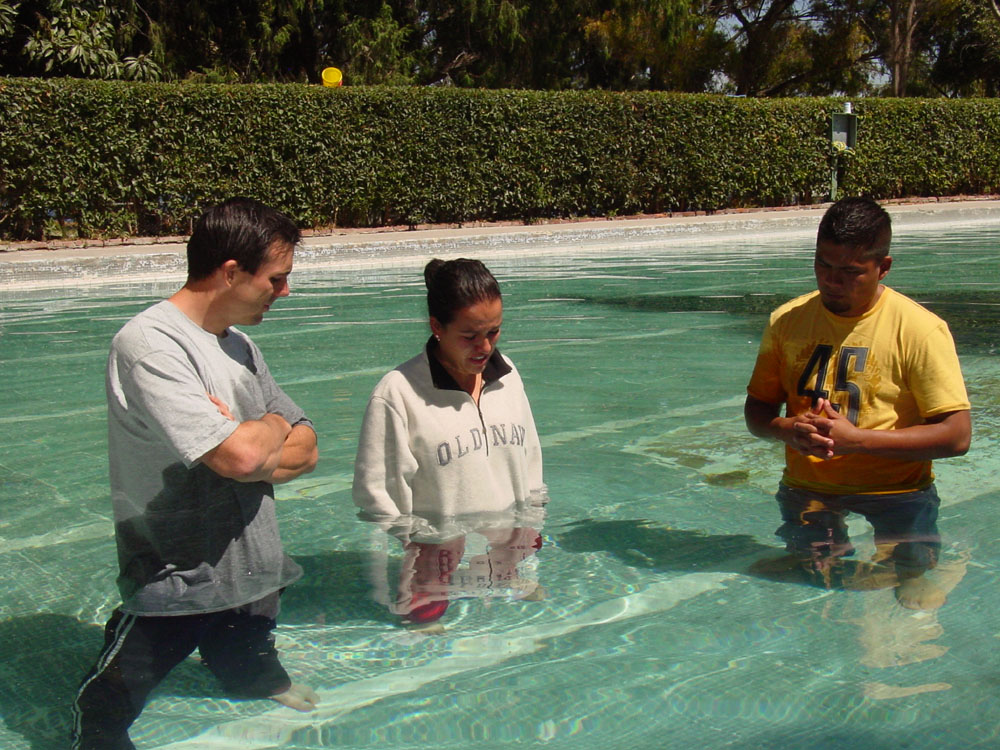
[106,300,308,615]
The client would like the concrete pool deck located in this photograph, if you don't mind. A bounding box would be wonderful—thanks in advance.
[3,198,1000,290]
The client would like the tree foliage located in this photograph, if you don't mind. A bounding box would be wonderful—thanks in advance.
[2,0,161,80]
[2,0,1000,94]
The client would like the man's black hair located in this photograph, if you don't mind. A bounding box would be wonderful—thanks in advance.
[186,197,300,281]
[817,196,892,260]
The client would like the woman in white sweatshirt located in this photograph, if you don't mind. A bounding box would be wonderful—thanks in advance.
[353,258,547,626]
[353,258,546,521]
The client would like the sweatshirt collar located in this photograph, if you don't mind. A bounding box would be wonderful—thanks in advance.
[425,336,512,391]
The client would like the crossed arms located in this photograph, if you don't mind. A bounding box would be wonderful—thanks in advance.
[199,394,318,484]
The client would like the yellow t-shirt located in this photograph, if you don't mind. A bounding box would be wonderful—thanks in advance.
[747,286,970,494]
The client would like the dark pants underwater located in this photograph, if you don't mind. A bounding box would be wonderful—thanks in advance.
[71,592,289,750]
[775,483,941,576]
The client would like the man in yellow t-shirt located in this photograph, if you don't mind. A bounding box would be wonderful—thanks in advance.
[744,197,971,609]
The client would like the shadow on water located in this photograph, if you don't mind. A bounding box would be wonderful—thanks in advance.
[553,518,910,594]
[0,614,230,750]
[554,518,778,574]
[916,294,1000,355]
[574,290,1000,354]
[0,614,100,749]
[0,554,385,749]
[0,615,139,749]
[575,292,790,316]
[280,550,395,626]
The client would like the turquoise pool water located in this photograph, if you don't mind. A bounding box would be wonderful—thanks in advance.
[1,219,999,749]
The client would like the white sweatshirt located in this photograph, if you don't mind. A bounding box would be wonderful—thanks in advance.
[353,342,545,520]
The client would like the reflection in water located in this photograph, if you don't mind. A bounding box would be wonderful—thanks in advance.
[820,547,971,701]
[852,551,970,665]
[558,517,971,702]
[363,507,546,632]
[749,491,973,700]
[752,485,950,610]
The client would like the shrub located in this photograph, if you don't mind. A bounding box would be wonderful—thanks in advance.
[1,78,995,240]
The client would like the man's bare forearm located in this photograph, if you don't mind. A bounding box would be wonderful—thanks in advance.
[200,412,291,481]
[270,424,319,484]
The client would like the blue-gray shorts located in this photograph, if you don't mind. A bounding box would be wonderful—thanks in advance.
[774,483,940,573]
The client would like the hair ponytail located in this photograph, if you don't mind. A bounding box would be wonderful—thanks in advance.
[424,258,501,326]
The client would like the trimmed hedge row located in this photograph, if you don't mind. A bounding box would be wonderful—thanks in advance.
[844,98,1000,198]
[0,78,998,240]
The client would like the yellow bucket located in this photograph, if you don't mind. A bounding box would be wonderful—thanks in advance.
[322,67,343,87]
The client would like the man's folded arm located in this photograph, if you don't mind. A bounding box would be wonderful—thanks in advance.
[199,413,292,482]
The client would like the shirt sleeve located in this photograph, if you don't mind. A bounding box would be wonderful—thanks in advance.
[119,350,239,467]
[251,343,312,429]
[908,321,971,418]
[520,387,547,503]
[352,395,418,518]
[746,316,787,405]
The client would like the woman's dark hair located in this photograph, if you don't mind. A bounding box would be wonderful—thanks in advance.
[817,196,892,260]
[186,197,301,281]
[424,258,501,325]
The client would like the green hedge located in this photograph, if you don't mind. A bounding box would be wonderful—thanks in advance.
[843,99,1000,198]
[1,78,997,241]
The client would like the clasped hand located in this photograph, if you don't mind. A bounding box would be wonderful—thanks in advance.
[789,398,857,459]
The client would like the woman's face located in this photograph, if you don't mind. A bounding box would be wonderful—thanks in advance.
[430,296,503,386]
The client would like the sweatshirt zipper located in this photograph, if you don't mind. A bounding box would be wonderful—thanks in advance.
[475,383,489,456]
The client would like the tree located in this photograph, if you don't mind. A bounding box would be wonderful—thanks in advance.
[811,0,976,97]
[2,0,995,96]
[718,0,803,95]
[314,0,422,86]
[923,0,1000,95]
[708,0,865,97]
[0,0,334,82]
[580,0,725,90]
[886,0,920,95]
[138,0,328,82]
[414,0,533,86]
[1,0,161,80]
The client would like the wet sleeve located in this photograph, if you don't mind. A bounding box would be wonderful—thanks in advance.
[352,395,418,518]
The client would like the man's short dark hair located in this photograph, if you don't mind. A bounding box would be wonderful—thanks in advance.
[817,196,892,261]
[186,197,301,281]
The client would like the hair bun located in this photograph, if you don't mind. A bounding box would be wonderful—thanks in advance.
[424,258,446,289]
[423,258,501,326]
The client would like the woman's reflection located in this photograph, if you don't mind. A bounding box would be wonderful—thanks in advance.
[390,521,545,630]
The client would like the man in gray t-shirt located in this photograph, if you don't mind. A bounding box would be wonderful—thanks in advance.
[72,198,320,750]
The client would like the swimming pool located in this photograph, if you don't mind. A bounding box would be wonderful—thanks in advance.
[2,210,999,749]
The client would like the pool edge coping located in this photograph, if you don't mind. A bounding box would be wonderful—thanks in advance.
[4,198,1000,291]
